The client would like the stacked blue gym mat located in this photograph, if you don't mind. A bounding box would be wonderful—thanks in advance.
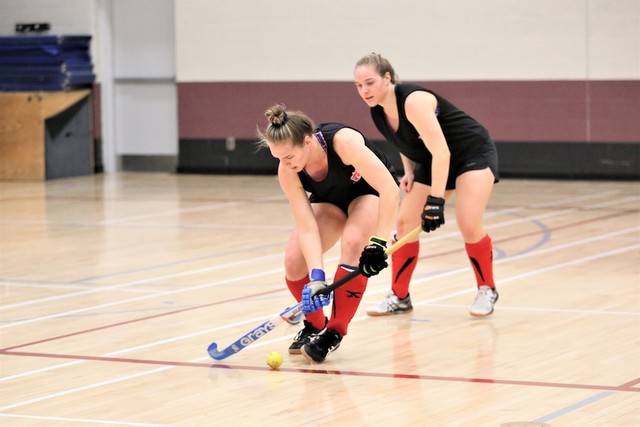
[0,35,95,91]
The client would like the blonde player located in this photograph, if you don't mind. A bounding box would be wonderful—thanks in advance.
[258,104,399,363]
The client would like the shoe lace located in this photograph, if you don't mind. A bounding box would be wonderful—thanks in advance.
[475,287,495,304]
[381,292,401,311]
[294,321,316,341]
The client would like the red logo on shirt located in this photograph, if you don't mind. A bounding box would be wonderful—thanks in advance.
[350,170,362,183]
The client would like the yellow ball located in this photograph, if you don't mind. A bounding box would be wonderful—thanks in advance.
[266,351,283,370]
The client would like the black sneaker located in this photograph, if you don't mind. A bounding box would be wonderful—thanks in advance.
[288,319,325,354]
[301,328,342,363]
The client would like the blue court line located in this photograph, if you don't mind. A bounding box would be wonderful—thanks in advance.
[493,246,506,259]
[533,391,616,423]
[510,214,552,257]
[410,318,432,323]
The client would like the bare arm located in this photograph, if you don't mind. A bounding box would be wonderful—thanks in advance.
[276,163,324,272]
[404,91,450,197]
[399,152,416,193]
[332,127,400,240]
[400,153,415,176]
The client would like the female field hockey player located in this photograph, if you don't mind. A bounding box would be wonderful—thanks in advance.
[257,104,399,363]
[353,52,500,317]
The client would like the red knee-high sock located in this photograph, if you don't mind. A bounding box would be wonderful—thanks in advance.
[327,265,368,337]
[391,237,420,299]
[465,234,495,288]
[285,275,326,328]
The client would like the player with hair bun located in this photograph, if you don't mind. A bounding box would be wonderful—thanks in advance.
[257,104,400,363]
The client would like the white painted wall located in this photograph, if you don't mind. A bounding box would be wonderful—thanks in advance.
[2,0,637,85]
[112,0,175,79]
[2,0,637,83]
[112,0,177,156]
[0,0,94,34]
[114,82,177,155]
[175,0,639,81]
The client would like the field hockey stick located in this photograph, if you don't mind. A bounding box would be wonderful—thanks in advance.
[312,225,423,297]
[207,226,422,360]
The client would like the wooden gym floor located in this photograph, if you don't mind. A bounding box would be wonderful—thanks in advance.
[0,173,638,426]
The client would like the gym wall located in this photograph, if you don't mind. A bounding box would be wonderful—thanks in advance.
[175,0,639,179]
[1,1,638,179]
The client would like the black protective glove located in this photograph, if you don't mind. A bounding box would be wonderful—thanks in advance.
[421,195,445,232]
[359,236,388,277]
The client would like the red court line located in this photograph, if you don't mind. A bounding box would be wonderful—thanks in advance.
[0,286,285,351]
[2,349,639,393]
[618,377,640,389]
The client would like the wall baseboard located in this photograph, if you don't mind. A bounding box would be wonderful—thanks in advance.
[496,141,639,180]
[121,155,177,173]
[177,139,278,175]
[92,140,177,173]
[177,139,639,181]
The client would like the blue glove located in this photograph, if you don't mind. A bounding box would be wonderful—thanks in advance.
[301,269,332,314]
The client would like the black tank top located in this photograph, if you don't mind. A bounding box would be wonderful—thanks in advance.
[370,83,490,164]
[297,122,395,203]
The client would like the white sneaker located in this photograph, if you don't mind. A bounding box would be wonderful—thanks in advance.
[469,285,499,317]
[366,290,413,316]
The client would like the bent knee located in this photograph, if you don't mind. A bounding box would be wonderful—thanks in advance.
[340,231,369,261]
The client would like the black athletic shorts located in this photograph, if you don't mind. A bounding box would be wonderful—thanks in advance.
[414,139,499,190]
[309,169,399,215]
